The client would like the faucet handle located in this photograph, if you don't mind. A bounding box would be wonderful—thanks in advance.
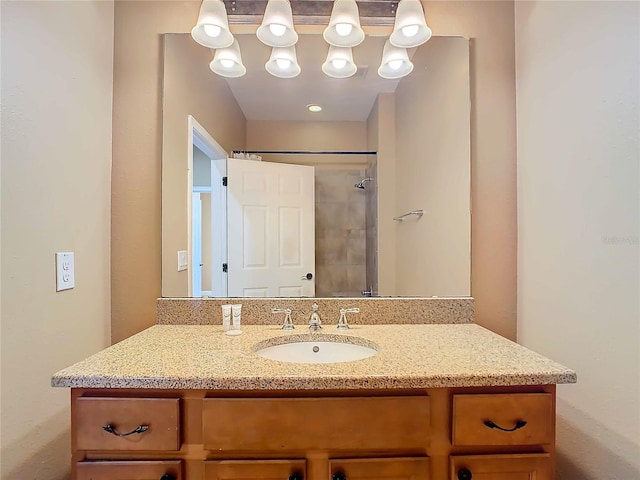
[337,307,359,329]
[341,307,360,314]
[272,308,294,330]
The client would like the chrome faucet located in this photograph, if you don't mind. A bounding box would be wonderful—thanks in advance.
[308,303,322,331]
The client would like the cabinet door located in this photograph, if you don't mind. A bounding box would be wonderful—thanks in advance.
[450,454,551,480]
[204,460,306,480]
[329,457,429,480]
[76,460,182,480]
[75,397,181,451]
[203,397,430,451]
[452,394,553,446]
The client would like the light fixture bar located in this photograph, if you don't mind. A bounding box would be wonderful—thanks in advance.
[223,0,397,26]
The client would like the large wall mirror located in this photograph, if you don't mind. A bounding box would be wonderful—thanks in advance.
[162,31,470,298]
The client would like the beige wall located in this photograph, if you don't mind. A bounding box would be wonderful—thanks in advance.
[0,1,114,477]
[112,1,517,341]
[516,1,640,478]
[112,1,229,342]
[162,33,246,297]
[423,1,517,338]
[246,120,368,167]
[394,36,471,296]
[367,94,397,295]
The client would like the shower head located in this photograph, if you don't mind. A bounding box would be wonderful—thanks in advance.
[354,177,373,189]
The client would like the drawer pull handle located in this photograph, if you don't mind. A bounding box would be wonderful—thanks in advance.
[457,468,472,480]
[483,419,527,432]
[332,473,347,480]
[289,473,303,480]
[102,423,150,436]
[160,475,176,480]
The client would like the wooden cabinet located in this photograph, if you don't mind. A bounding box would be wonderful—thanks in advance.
[330,457,430,480]
[75,397,180,451]
[202,396,430,451]
[452,394,552,447]
[450,454,551,480]
[204,459,306,480]
[76,460,182,480]
[70,386,556,480]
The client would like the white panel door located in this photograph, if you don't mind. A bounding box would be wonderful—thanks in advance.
[227,158,315,297]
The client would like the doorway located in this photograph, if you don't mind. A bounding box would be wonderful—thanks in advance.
[188,116,227,297]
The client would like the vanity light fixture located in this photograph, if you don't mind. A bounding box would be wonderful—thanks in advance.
[389,0,432,48]
[256,0,299,48]
[191,0,234,49]
[307,104,322,112]
[194,0,428,81]
[378,40,413,79]
[322,46,358,78]
[323,0,365,48]
[265,46,301,78]
[209,39,247,78]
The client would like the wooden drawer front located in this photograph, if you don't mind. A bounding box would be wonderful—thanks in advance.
[205,460,306,480]
[75,397,180,451]
[452,394,552,446]
[330,457,430,480]
[76,460,182,480]
[450,454,551,480]
[203,396,430,451]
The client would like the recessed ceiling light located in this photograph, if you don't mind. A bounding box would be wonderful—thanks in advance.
[307,104,322,113]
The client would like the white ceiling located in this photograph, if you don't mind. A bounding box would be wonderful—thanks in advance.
[224,34,404,122]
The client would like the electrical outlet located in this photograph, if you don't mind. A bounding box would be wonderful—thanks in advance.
[177,250,188,271]
[56,252,75,291]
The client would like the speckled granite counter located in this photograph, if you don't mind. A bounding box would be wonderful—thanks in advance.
[157,297,475,325]
[52,324,576,390]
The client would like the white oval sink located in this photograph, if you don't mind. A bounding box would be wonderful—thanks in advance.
[256,336,378,364]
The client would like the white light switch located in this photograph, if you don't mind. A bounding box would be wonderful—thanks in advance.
[177,250,188,272]
[56,252,75,291]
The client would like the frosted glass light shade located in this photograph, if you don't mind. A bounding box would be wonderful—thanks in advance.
[323,0,365,48]
[322,46,357,78]
[389,0,432,48]
[209,40,246,78]
[257,0,298,47]
[378,40,413,79]
[191,0,234,49]
[265,46,301,78]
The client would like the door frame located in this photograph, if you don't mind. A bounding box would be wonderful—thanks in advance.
[187,115,227,297]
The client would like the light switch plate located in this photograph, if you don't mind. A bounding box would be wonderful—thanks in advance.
[177,250,188,272]
[56,252,75,291]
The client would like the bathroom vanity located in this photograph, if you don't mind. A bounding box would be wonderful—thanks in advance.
[53,312,576,480]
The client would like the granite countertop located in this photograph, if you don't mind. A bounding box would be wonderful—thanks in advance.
[51,324,576,390]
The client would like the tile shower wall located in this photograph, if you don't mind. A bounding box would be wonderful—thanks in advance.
[315,169,367,297]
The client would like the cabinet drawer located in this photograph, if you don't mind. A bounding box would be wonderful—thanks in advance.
[330,457,430,480]
[76,460,182,480]
[204,460,306,480]
[75,397,180,451]
[450,454,551,480]
[203,396,430,451]
[452,393,553,446]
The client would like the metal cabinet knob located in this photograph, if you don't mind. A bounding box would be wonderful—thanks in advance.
[457,468,472,480]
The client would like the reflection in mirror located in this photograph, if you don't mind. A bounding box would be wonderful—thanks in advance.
[162,33,470,298]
